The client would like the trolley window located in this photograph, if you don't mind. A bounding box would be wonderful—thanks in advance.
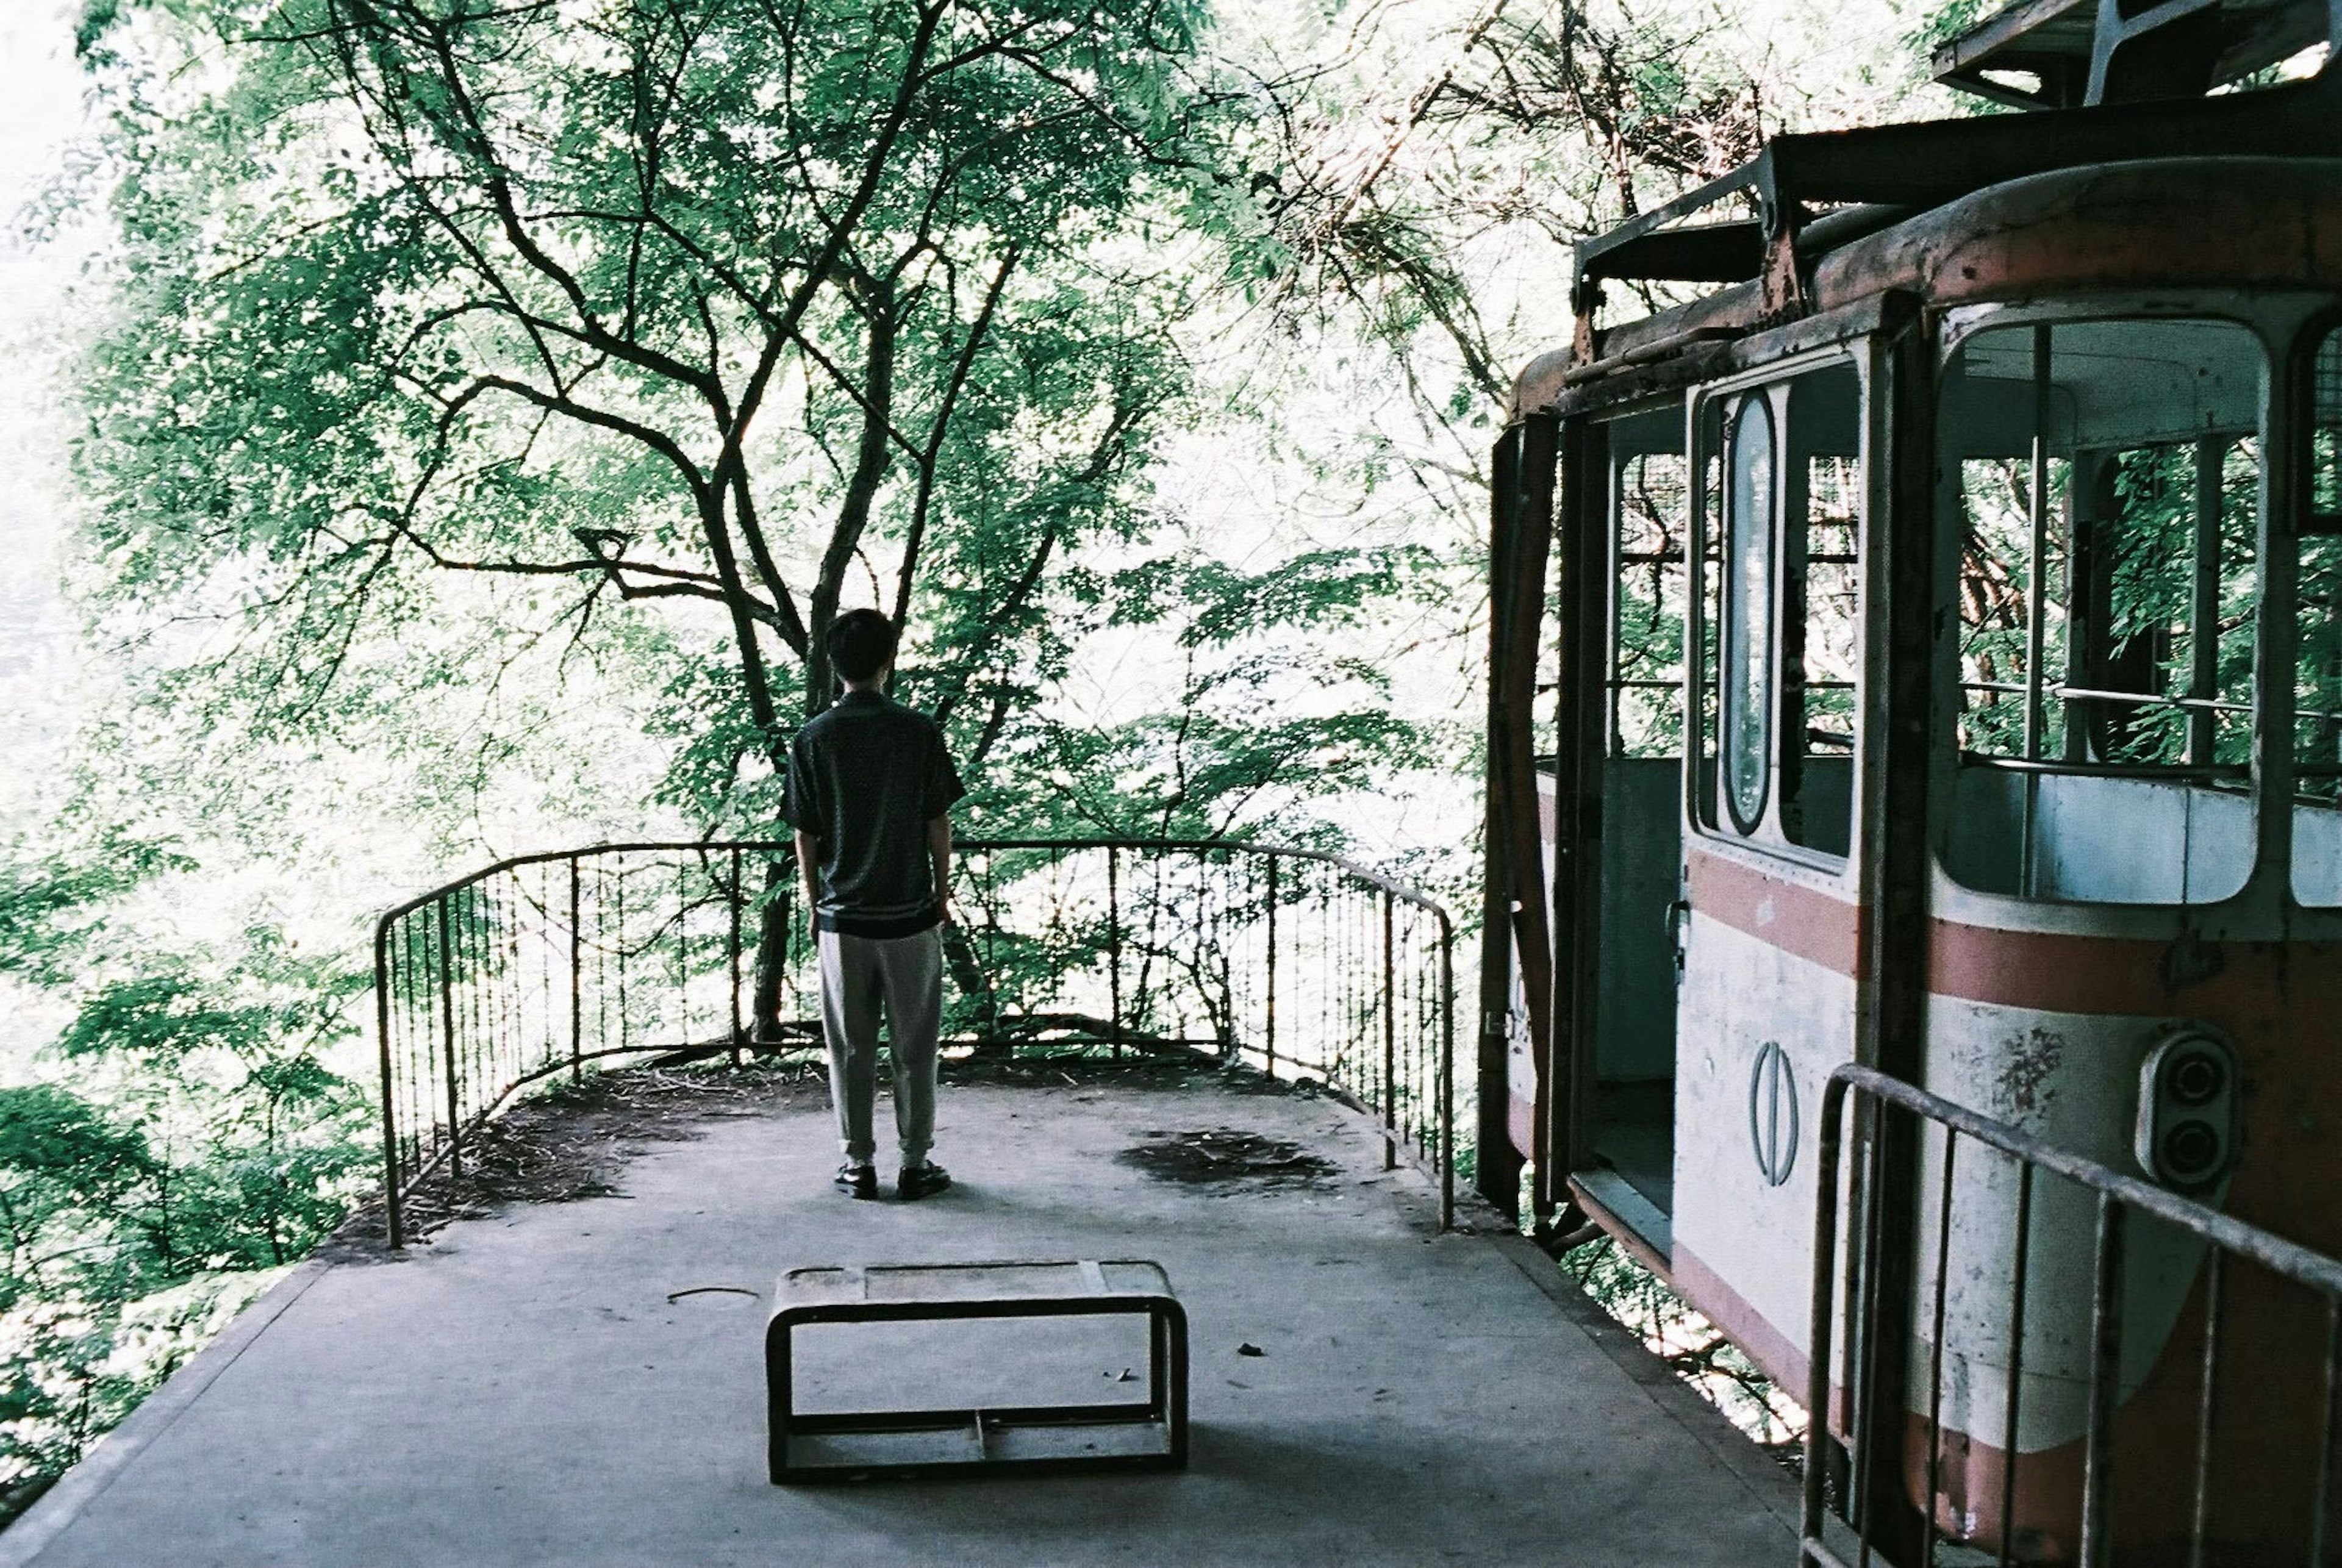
[2296,326,2342,905]
[1692,359,1863,860]
[1722,395,1776,832]
[1940,318,2263,906]
[1607,410,1691,758]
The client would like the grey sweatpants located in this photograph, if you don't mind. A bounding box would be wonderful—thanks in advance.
[817,926,943,1165]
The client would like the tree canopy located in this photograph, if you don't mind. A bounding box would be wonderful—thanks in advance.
[0,0,1975,1516]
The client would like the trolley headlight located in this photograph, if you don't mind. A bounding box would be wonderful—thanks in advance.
[2135,1025,2239,1194]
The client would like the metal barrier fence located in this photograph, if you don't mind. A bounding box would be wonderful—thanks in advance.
[374,839,1456,1245]
[1803,1064,2342,1568]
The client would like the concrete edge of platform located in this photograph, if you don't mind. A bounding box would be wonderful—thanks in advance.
[0,1256,337,1568]
[1488,1231,1803,1536]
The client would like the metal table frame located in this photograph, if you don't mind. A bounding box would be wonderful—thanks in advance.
[765,1259,1189,1482]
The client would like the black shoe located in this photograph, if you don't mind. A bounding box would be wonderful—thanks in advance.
[898,1161,951,1201]
[834,1162,877,1200]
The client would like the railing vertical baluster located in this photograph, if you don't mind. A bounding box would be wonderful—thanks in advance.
[728,847,744,1067]
[405,917,425,1181]
[502,876,517,1094]
[542,864,555,1069]
[1109,847,1123,1060]
[2079,1193,2127,1568]
[2312,1298,2342,1567]
[1381,889,1396,1172]
[1924,1130,1959,1568]
[569,857,583,1083]
[615,858,630,1053]
[1802,1075,1850,1552]
[496,884,510,1104]
[1439,917,1454,1230]
[2192,1248,2225,1568]
[980,848,995,1048]
[676,857,689,1051]
[376,918,404,1248]
[1850,1097,1893,1564]
[1264,854,1278,1076]
[1219,852,1233,1056]
[470,885,486,1125]
[437,896,462,1178]
[1999,1160,2034,1568]
[479,882,495,1097]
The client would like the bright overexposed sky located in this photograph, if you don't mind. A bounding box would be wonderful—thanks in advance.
[0,3,87,824]
[0,3,80,223]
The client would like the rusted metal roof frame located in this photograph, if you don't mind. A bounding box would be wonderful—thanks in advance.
[1929,0,2097,108]
[1573,59,2342,312]
[1928,0,2335,109]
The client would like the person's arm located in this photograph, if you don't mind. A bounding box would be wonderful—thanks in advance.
[794,829,822,914]
[927,814,954,926]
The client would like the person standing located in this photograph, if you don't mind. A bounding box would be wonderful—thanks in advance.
[783,608,967,1200]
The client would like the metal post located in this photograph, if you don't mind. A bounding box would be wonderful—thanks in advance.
[1109,847,1123,1059]
[1849,1096,1894,1548]
[2020,323,2053,895]
[1381,890,1397,1172]
[2188,1250,2224,1568]
[1264,855,1278,1075]
[1923,1133,1959,1568]
[437,897,463,1178]
[2079,1194,2127,1568]
[569,857,583,1083]
[376,918,406,1248]
[2190,437,2222,764]
[728,847,743,1067]
[615,861,629,1053]
[2313,1300,2342,1567]
[1438,921,1454,1231]
[1999,1163,2035,1568]
[1801,1075,1851,1551]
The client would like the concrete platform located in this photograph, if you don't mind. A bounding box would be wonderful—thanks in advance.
[2,1075,1797,1567]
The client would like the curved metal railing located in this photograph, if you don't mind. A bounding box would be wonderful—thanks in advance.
[374,838,1456,1244]
[1805,1064,2342,1568]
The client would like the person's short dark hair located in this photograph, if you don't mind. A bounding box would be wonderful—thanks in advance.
[828,608,898,684]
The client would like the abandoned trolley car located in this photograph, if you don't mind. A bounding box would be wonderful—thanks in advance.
[1483,0,2342,1560]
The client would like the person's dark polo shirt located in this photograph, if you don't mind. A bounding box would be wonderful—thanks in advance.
[782,691,967,938]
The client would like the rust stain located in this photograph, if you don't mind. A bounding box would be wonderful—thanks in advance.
[1996,1025,2064,1118]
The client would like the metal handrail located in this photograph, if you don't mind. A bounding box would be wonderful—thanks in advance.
[1802,1063,2342,1568]
[374,838,1456,1246]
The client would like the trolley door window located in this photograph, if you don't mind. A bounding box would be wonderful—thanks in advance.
[1608,419,1690,759]
[2295,326,2342,904]
[1723,394,1777,832]
[1693,360,1863,860]
[1940,318,2263,906]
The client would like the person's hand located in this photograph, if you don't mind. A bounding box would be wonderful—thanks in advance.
[938,893,959,929]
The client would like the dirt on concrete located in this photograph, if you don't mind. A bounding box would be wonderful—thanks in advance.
[325,1049,1318,1261]
[1115,1127,1339,1186]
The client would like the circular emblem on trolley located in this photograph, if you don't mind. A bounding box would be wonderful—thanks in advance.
[1748,1040,1800,1188]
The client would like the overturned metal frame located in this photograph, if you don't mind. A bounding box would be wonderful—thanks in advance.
[765,1259,1188,1483]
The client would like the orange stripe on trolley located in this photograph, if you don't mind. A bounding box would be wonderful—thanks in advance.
[1685,846,1864,977]
[1926,920,2342,1015]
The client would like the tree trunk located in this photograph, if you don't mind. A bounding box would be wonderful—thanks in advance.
[749,861,792,1045]
[942,920,1004,1059]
